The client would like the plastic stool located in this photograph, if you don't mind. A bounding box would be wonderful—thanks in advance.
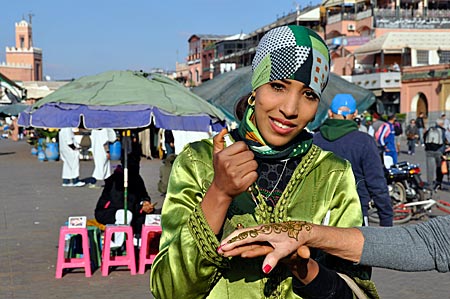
[101,225,136,276]
[55,226,91,278]
[138,225,162,274]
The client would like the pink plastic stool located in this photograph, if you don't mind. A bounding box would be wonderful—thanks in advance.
[138,225,162,274]
[55,226,91,278]
[101,225,136,276]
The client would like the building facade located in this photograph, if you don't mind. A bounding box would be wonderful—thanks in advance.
[179,5,322,87]
[176,1,450,120]
[323,0,450,116]
[401,64,450,125]
[0,20,43,82]
[186,34,230,87]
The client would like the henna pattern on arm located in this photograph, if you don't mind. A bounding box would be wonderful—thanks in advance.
[227,221,312,244]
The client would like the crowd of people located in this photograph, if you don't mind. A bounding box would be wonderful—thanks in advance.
[346,109,450,192]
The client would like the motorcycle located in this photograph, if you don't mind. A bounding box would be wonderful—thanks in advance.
[390,161,430,202]
[369,161,432,224]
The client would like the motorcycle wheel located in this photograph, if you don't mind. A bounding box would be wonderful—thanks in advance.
[391,182,407,204]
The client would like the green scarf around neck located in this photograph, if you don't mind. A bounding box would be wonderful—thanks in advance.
[319,118,358,141]
[237,105,313,159]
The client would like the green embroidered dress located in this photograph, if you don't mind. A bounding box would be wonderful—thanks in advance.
[150,139,374,299]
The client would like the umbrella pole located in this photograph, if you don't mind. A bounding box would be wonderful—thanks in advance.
[122,130,131,225]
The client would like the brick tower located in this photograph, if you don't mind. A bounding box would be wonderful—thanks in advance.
[0,19,43,81]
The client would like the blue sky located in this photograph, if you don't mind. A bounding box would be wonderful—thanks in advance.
[0,0,321,80]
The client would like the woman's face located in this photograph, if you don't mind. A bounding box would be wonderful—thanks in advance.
[254,79,319,147]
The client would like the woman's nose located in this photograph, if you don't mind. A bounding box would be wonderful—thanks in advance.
[279,93,299,118]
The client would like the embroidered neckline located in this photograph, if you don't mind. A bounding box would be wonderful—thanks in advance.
[252,145,320,224]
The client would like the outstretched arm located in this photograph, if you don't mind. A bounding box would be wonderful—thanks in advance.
[220,216,450,273]
[359,216,450,272]
[218,221,364,273]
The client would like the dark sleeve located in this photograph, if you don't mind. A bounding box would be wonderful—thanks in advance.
[95,177,121,224]
[137,174,151,202]
[359,216,450,272]
[362,138,393,226]
[292,263,353,299]
[165,130,174,143]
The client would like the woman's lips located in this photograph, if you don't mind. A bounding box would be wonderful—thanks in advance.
[269,117,296,134]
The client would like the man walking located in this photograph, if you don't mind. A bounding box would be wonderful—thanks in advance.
[314,94,393,226]
[376,114,398,165]
[440,113,450,142]
[424,118,447,191]
[405,119,419,155]
[416,112,426,146]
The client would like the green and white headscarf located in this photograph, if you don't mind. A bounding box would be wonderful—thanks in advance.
[251,25,330,99]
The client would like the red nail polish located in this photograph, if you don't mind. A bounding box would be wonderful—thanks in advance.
[217,244,224,252]
[263,264,272,274]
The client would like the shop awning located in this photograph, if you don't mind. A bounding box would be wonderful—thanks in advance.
[354,32,450,56]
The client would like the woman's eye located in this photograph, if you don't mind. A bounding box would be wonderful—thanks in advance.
[304,90,319,101]
[270,82,285,92]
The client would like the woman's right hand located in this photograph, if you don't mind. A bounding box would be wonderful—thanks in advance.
[211,129,258,199]
[201,129,258,234]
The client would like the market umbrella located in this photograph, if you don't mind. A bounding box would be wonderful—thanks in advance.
[0,103,28,116]
[18,70,227,224]
[192,66,376,130]
[19,70,225,131]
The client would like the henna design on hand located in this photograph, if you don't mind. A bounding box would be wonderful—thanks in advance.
[227,221,312,244]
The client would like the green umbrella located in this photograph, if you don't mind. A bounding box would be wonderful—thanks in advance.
[32,70,225,120]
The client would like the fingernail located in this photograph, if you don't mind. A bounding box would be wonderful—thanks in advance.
[263,264,272,274]
[217,244,224,253]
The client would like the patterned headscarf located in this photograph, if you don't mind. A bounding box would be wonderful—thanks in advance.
[251,25,330,99]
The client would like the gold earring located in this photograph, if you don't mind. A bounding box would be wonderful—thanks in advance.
[247,91,256,106]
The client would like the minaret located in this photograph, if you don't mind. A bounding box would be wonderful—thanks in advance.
[15,18,33,49]
[3,18,43,81]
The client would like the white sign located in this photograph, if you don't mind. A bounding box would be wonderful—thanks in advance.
[68,216,87,228]
[145,214,161,226]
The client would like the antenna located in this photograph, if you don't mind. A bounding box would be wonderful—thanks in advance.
[28,12,35,24]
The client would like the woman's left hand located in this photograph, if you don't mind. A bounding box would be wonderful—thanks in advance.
[141,201,154,214]
[218,221,313,274]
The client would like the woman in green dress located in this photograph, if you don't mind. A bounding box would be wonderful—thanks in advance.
[150,25,378,299]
